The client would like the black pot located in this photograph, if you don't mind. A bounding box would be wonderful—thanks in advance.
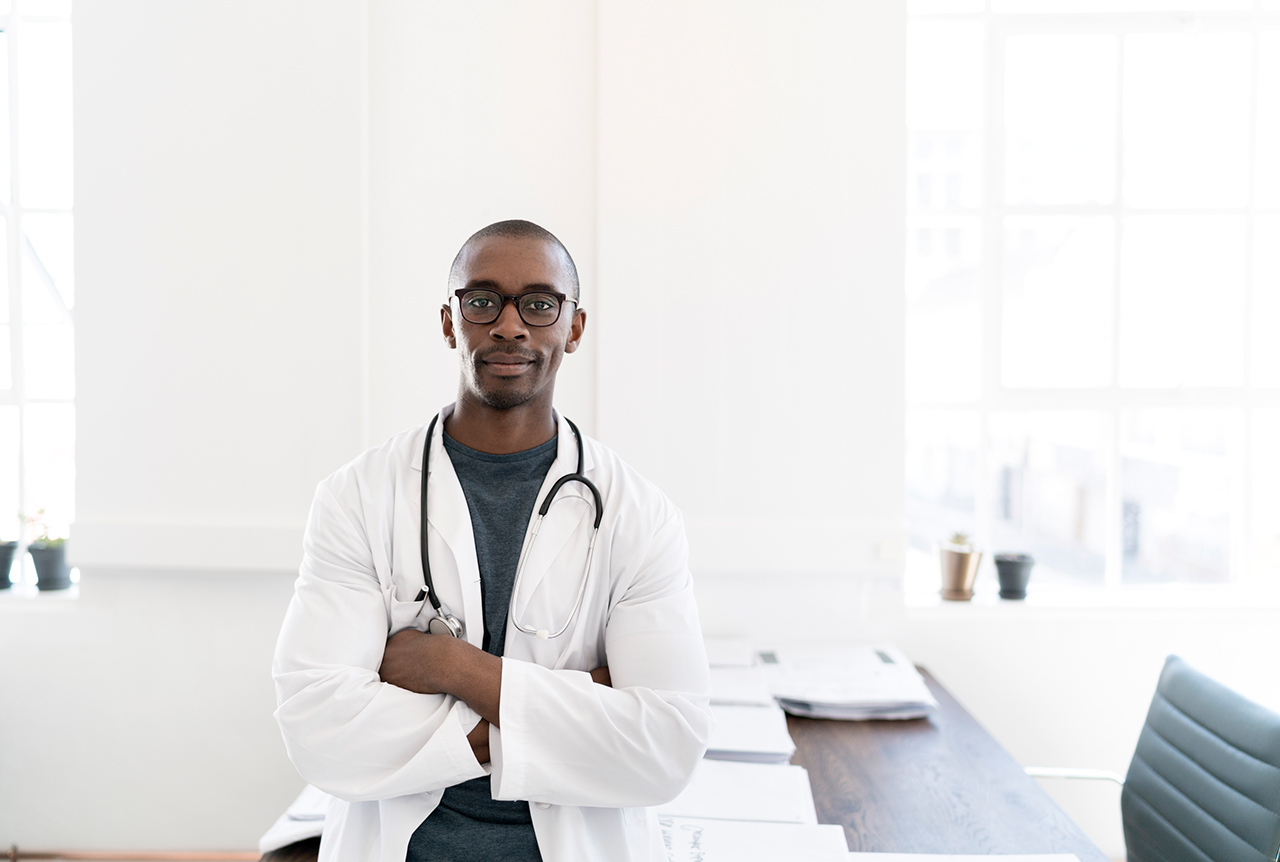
[994,553,1034,600]
[29,543,70,591]
[0,541,16,589]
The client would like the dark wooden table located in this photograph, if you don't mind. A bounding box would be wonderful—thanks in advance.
[789,667,1109,862]
[263,668,1108,861]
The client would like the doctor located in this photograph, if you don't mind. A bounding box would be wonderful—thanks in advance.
[272,220,713,862]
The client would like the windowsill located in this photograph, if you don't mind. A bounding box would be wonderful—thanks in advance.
[904,583,1280,615]
[0,582,80,608]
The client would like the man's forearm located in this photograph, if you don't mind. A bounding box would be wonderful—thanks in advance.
[380,630,503,725]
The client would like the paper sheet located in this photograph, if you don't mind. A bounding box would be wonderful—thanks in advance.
[657,759,818,824]
[710,665,775,706]
[706,703,796,763]
[849,850,1080,855]
[661,816,848,862]
[704,637,755,667]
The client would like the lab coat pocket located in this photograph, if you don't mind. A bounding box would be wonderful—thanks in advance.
[388,597,429,635]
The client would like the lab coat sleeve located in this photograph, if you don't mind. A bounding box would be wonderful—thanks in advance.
[273,480,488,802]
[489,508,713,808]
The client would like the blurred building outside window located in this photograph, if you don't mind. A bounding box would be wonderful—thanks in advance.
[0,0,75,592]
[906,0,1280,599]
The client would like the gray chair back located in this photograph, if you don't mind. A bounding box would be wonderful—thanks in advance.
[1123,655,1280,862]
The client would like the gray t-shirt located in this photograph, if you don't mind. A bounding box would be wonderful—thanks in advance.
[405,431,558,862]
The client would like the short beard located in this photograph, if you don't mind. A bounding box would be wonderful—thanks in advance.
[463,352,546,409]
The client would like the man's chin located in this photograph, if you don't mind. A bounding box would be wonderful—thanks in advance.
[475,384,539,410]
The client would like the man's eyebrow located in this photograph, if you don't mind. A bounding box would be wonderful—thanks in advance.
[462,278,561,293]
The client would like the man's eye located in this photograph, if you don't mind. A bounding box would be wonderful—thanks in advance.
[526,298,554,311]
[466,296,494,308]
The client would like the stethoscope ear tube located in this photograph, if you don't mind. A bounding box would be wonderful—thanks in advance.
[420,413,602,641]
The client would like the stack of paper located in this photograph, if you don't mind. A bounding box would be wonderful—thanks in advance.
[660,816,848,862]
[658,759,817,824]
[706,703,796,763]
[710,665,774,706]
[760,644,938,720]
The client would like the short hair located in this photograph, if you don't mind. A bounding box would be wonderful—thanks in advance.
[448,219,580,300]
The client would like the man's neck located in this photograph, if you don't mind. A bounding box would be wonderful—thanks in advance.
[444,395,558,455]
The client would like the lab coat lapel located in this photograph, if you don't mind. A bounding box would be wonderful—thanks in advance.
[413,406,484,649]
[510,412,596,623]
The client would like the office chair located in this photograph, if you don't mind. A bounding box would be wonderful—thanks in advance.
[1028,655,1280,862]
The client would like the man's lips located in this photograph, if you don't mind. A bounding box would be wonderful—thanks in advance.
[480,353,536,375]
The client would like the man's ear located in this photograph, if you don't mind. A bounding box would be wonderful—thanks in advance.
[441,304,457,349]
[563,308,587,355]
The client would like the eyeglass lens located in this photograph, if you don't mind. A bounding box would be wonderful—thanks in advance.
[458,290,562,326]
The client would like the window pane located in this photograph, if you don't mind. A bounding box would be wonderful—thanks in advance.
[1124,34,1252,208]
[907,216,983,402]
[0,406,16,542]
[1254,410,1280,584]
[907,408,980,551]
[1005,35,1115,206]
[910,0,983,11]
[1257,35,1280,209]
[22,238,68,324]
[989,411,1108,586]
[0,213,7,324]
[23,214,73,309]
[0,33,9,207]
[24,322,73,399]
[908,23,984,211]
[996,0,1250,8]
[1254,216,1280,388]
[17,22,72,209]
[1121,409,1238,584]
[24,402,73,542]
[22,0,71,14]
[0,327,10,389]
[1119,216,1246,388]
[1003,217,1113,388]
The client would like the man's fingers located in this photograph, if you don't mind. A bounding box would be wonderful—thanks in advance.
[589,666,612,687]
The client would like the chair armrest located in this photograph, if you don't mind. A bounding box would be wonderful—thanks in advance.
[1025,766,1125,785]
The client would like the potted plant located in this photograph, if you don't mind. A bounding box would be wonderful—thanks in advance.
[939,531,982,601]
[23,510,70,591]
[0,539,16,589]
[994,553,1035,600]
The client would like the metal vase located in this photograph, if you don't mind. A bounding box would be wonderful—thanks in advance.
[939,546,982,601]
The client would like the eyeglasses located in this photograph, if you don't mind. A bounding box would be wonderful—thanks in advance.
[452,288,574,327]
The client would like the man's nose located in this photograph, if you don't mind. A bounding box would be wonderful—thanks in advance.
[490,298,529,339]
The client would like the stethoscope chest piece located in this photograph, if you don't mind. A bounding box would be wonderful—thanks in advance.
[427,612,464,638]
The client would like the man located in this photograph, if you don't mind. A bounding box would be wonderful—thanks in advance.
[272,220,712,862]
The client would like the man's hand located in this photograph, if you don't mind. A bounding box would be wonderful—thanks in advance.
[378,629,502,726]
[468,719,491,764]
[380,629,445,694]
[590,666,612,687]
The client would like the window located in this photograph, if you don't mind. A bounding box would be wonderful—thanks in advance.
[0,0,74,588]
[906,0,1280,593]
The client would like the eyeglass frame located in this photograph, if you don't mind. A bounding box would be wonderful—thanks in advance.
[451,287,577,328]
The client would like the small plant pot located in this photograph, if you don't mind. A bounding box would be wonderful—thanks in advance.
[994,553,1034,600]
[29,543,70,591]
[939,544,982,601]
[0,541,16,589]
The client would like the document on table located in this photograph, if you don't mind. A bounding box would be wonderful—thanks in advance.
[849,850,1080,855]
[657,759,818,824]
[706,703,796,763]
[710,665,774,706]
[661,816,848,862]
[760,643,938,720]
[704,636,755,667]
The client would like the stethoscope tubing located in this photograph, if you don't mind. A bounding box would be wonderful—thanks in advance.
[419,413,602,640]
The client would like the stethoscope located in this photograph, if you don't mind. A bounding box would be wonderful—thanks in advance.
[416,414,603,641]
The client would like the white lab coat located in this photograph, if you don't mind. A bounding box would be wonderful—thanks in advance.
[273,406,713,862]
